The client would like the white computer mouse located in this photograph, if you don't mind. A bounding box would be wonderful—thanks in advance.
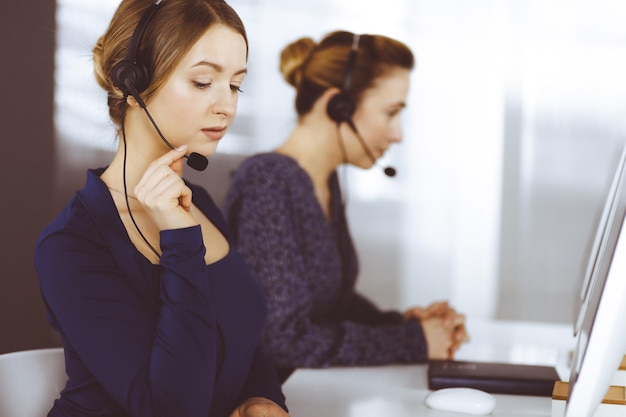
[424,387,497,415]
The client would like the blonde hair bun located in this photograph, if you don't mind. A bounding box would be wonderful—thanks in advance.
[279,37,316,88]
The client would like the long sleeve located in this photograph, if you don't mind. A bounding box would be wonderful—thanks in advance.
[236,345,286,407]
[225,155,428,369]
[36,224,217,417]
[342,291,406,325]
[35,169,287,417]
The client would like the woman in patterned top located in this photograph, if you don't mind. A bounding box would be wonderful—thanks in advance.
[224,30,469,383]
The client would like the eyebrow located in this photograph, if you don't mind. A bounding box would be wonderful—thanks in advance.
[191,61,247,76]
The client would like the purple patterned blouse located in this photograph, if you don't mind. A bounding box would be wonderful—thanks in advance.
[224,153,428,376]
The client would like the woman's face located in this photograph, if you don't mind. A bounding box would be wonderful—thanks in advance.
[345,67,410,169]
[146,24,247,157]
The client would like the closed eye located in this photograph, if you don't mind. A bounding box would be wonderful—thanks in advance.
[231,84,244,93]
[389,106,406,117]
[193,81,211,89]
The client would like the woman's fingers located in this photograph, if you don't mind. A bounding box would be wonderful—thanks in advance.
[134,146,197,229]
[135,146,187,193]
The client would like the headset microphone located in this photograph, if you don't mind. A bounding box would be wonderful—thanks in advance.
[384,166,397,177]
[110,0,208,172]
[344,119,397,177]
[120,78,209,171]
[326,33,397,178]
[186,153,209,171]
[106,0,210,261]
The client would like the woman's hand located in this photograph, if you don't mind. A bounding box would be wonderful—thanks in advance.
[229,397,289,417]
[420,316,455,360]
[134,145,198,231]
[404,301,458,324]
[404,301,470,359]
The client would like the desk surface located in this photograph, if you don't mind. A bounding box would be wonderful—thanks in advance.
[282,319,575,416]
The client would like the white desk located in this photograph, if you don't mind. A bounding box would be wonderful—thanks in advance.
[282,319,576,416]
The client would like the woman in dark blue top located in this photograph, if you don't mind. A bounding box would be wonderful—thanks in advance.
[34,1,287,417]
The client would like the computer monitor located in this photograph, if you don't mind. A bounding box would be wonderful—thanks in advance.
[565,143,626,417]
[573,143,626,336]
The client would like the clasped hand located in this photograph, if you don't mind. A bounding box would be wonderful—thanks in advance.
[404,301,470,360]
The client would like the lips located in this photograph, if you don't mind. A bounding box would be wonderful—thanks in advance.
[202,126,227,141]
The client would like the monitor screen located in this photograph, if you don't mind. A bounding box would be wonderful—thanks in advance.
[574,144,626,336]
[565,144,626,417]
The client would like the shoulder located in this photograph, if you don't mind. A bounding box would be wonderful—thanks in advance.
[224,153,307,219]
[34,192,109,294]
[232,153,303,187]
[37,191,103,251]
[35,169,114,278]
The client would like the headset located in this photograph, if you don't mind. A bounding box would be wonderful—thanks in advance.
[108,0,209,260]
[325,34,396,177]
[111,0,208,171]
[326,34,360,124]
[110,1,160,104]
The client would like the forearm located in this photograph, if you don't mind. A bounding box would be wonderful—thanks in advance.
[332,318,428,365]
[37,227,220,417]
[264,314,428,369]
[342,292,404,324]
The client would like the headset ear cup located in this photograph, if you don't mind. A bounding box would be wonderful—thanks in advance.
[327,92,356,124]
[111,60,138,96]
[111,60,151,97]
[133,61,151,94]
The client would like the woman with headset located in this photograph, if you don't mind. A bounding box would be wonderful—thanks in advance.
[34,1,288,416]
[224,31,469,383]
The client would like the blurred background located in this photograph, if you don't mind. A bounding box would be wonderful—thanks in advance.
[2,0,625,354]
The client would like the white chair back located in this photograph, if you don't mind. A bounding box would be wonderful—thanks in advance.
[0,348,66,417]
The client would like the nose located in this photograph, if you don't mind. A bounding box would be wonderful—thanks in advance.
[389,121,403,143]
[212,84,238,118]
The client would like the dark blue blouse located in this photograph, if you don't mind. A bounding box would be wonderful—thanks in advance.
[34,168,286,417]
